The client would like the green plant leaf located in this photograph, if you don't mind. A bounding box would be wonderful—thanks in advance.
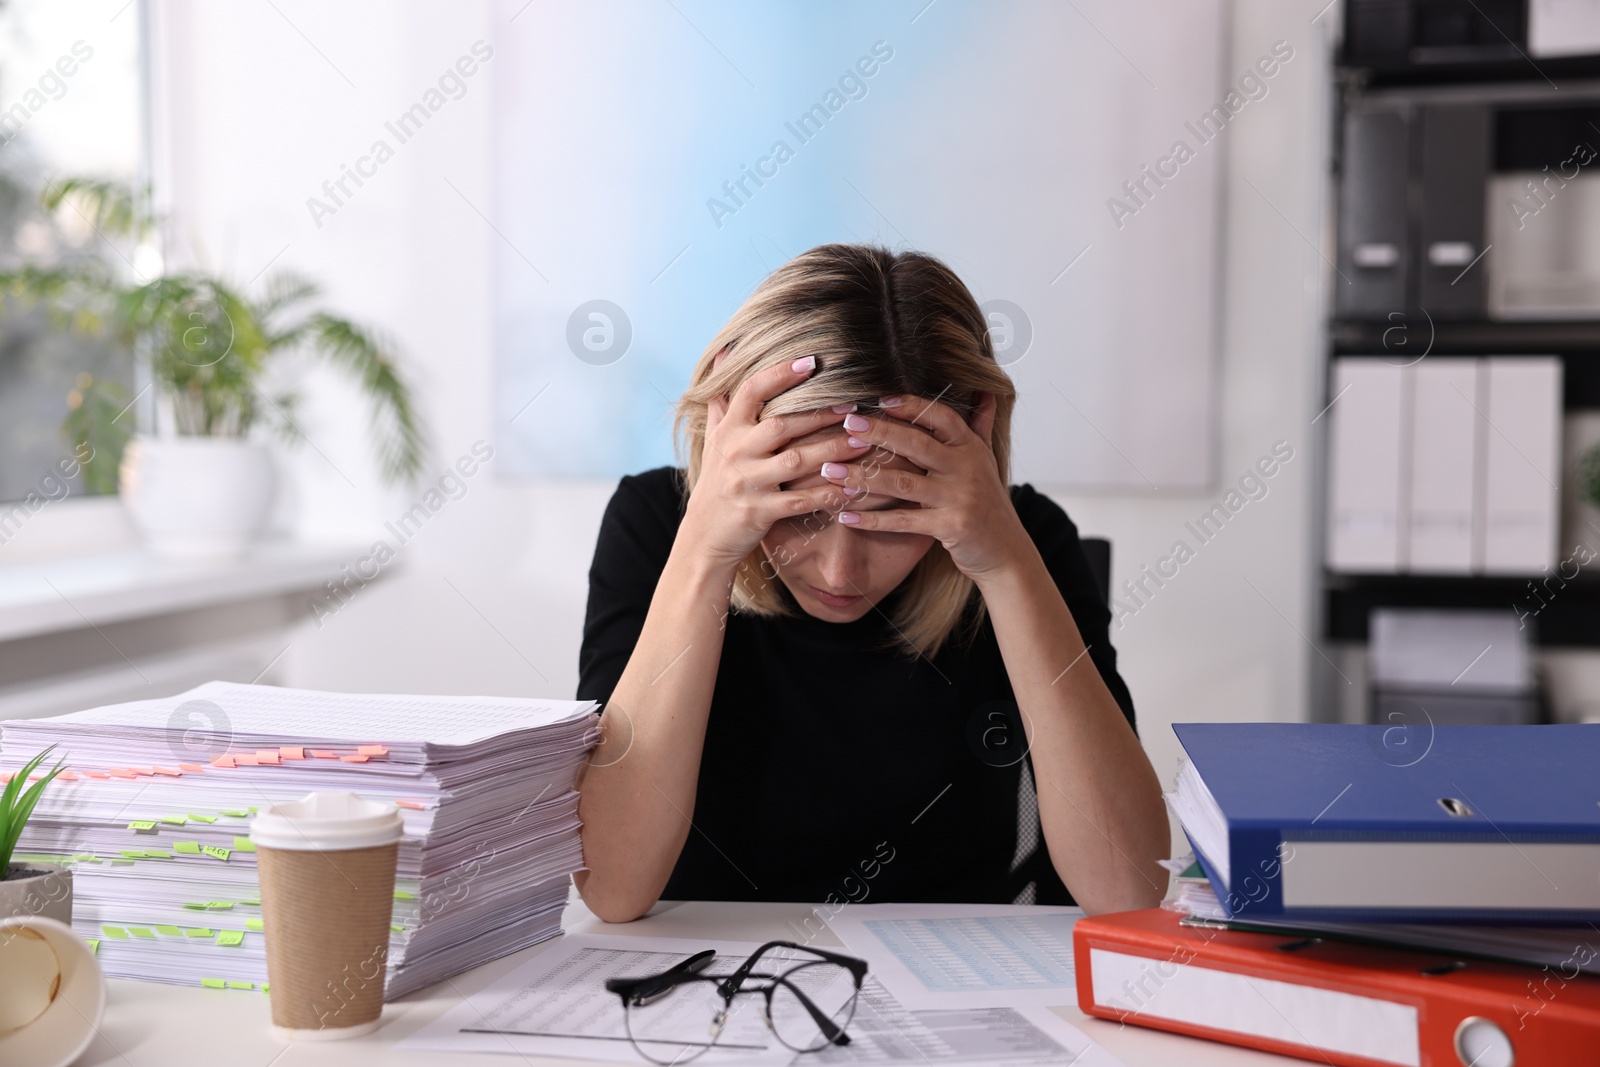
[1,745,64,879]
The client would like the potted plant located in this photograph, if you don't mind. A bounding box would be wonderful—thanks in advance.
[0,746,70,926]
[0,178,427,557]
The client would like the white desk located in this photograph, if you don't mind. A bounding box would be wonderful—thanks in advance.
[77,894,1301,1067]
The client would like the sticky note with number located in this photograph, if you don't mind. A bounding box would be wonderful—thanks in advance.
[216,930,245,947]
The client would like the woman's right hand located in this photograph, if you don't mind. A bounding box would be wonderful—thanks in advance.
[683,353,869,569]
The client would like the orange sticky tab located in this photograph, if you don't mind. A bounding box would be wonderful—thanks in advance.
[133,767,155,776]
[211,755,236,769]
[60,770,80,782]
[339,754,369,763]
[357,745,388,757]
[233,755,259,766]
[279,746,305,761]
[153,767,182,777]
[254,751,280,765]
[85,770,111,780]
[179,763,205,773]
[109,769,137,779]
[310,750,338,759]
[395,800,425,810]
[0,772,8,784]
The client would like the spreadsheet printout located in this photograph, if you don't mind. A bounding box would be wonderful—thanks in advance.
[818,904,1084,1010]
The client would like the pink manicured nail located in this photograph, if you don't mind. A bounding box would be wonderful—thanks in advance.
[847,436,869,449]
[839,511,862,525]
[831,402,857,414]
[843,413,869,432]
[791,356,816,374]
[842,486,863,497]
[879,395,904,408]
[821,462,849,479]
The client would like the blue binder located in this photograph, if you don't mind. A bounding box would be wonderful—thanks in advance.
[1172,723,1600,922]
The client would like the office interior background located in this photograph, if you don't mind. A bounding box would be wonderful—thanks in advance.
[2,0,1598,857]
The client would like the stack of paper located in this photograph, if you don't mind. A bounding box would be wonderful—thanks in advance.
[0,681,598,998]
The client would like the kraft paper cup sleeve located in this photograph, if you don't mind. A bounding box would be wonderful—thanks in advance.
[250,792,403,1040]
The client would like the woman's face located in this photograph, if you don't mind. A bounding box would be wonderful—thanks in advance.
[759,425,935,622]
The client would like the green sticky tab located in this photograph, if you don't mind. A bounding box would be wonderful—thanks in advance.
[173,842,202,855]
[101,926,129,939]
[86,939,99,954]
[390,924,404,933]
[185,928,214,938]
[260,982,270,994]
[219,810,250,818]
[231,837,256,852]
[201,845,232,862]
[159,814,187,825]
[143,850,172,860]
[393,890,415,900]
[247,806,259,813]
[188,814,218,823]
[245,918,264,932]
[73,853,97,862]
[110,859,134,867]
[241,897,260,907]
[227,980,254,990]
[155,925,183,936]
[119,850,146,860]
[205,901,234,911]
[183,902,209,910]
[128,927,155,939]
[216,930,245,947]
[128,820,157,831]
[201,978,226,989]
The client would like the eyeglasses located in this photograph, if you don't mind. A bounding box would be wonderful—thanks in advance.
[604,940,869,1065]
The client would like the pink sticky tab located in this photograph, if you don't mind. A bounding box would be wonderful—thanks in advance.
[357,745,388,757]
[211,755,236,769]
[396,800,425,810]
[0,772,9,784]
[109,769,137,779]
[180,763,205,772]
[61,771,80,782]
[254,751,280,765]
[279,746,305,760]
[340,754,369,764]
[85,770,111,780]
[233,755,259,766]
[154,767,182,777]
[133,767,155,776]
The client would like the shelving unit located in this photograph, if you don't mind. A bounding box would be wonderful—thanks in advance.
[1315,3,1600,719]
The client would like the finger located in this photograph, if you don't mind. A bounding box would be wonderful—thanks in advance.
[838,504,938,536]
[826,462,937,506]
[759,482,857,526]
[970,391,997,447]
[755,433,872,487]
[875,392,974,445]
[706,392,728,438]
[840,411,946,473]
[757,404,854,451]
[726,355,817,426]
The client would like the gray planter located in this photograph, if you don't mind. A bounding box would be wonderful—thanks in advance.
[0,863,73,926]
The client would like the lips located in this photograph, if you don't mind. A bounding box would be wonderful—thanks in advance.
[808,584,862,607]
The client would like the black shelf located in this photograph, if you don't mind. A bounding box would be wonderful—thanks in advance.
[1329,319,1600,407]
[1339,54,1600,89]
[1325,572,1600,645]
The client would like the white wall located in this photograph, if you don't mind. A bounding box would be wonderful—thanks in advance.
[152,0,1332,851]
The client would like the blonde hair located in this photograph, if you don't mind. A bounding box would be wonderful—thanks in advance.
[673,243,1017,660]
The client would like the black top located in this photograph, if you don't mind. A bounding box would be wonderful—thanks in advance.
[577,466,1136,906]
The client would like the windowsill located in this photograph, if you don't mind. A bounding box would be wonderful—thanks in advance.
[0,534,368,643]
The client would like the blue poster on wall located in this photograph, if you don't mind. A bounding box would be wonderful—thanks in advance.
[491,0,1229,488]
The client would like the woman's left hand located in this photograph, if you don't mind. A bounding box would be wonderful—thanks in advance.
[824,391,1033,584]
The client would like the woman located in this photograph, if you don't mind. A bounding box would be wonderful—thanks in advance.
[575,243,1168,923]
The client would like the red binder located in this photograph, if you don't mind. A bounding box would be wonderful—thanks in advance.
[1074,908,1600,1066]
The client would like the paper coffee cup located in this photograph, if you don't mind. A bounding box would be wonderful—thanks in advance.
[0,915,106,1067]
[250,792,403,1040]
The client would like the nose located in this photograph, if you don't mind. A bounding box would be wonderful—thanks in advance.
[812,521,868,592]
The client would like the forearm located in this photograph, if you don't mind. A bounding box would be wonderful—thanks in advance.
[574,525,737,922]
[978,550,1170,914]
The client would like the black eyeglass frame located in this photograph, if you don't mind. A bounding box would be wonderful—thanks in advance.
[604,940,869,1054]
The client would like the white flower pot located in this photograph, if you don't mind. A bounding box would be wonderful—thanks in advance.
[119,437,276,560]
[0,862,72,926]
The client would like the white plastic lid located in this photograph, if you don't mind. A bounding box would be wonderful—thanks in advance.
[248,791,403,851]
